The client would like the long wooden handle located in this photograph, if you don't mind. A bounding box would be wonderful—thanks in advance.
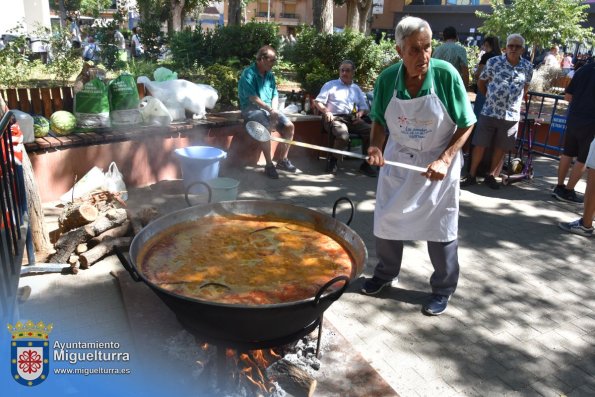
[270,136,427,173]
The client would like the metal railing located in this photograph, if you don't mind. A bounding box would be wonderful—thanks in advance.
[0,110,29,323]
[519,91,567,159]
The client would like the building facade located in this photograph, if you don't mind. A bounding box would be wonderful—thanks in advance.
[222,0,594,46]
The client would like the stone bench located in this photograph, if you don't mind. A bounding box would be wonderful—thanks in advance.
[25,111,323,203]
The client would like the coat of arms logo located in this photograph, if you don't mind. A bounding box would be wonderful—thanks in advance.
[8,320,53,386]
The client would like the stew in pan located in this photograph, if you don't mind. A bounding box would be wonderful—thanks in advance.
[138,214,353,305]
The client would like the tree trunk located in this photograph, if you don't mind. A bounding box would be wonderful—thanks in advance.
[313,0,333,34]
[169,0,185,35]
[357,0,373,34]
[228,0,243,26]
[22,151,52,255]
[58,0,66,28]
[346,0,359,31]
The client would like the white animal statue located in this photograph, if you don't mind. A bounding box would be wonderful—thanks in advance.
[137,76,218,120]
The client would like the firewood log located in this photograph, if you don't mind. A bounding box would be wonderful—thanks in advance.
[79,237,131,269]
[48,227,92,263]
[89,221,130,246]
[266,359,317,397]
[83,208,127,237]
[49,209,127,263]
[58,202,99,232]
[76,243,88,254]
[49,229,61,244]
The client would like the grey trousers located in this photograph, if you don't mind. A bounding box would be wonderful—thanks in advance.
[373,237,460,297]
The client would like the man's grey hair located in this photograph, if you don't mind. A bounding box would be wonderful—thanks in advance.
[340,60,356,70]
[394,16,432,48]
[506,33,525,47]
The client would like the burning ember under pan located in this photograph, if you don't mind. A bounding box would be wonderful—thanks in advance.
[118,198,366,348]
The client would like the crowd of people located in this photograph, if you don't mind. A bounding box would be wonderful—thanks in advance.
[64,17,144,64]
[3,16,592,316]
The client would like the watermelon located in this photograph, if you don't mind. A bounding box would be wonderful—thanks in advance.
[50,111,77,136]
[33,115,50,138]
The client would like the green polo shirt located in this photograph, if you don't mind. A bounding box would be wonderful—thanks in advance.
[238,63,278,111]
[371,59,476,129]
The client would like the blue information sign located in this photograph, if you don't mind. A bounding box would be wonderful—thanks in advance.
[550,115,567,133]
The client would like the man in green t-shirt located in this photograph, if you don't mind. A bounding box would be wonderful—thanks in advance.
[360,16,476,317]
[238,45,296,179]
[432,26,469,88]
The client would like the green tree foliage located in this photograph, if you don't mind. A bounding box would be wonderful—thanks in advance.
[201,64,240,107]
[0,33,31,87]
[476,0,594,59]
[79,0,113,17]
[46,28,83,85]
[49,0,81,12]
[169,22,280,69]
[283,27,397,95]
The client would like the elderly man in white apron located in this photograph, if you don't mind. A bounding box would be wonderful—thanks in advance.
[361,17,476,316]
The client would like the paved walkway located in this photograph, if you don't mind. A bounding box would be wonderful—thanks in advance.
[12,153,594,396]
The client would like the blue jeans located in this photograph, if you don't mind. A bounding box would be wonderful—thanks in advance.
[241,107,291,132]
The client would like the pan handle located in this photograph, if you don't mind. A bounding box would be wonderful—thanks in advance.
[332,197,354,225]
[313,275,350,306]
[185,181,212,207]
[114,246,141,282]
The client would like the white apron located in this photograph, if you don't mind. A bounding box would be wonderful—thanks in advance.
[374,68,462,242]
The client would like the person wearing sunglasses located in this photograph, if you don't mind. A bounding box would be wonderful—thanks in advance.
[461,34,533,189]
[239,45,296,179]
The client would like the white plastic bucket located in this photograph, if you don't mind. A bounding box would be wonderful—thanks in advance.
[207,177,239,202]
[174,146,227,194]
[183,177,240,206]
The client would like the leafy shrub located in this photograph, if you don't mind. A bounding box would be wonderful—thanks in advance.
[283,27,397,95]
[46,28,82,85]
[127,58,159,81]
[169,27,216,69]
[138,19,166,62]
[214,22,280,66]
[0,29,31,87]
[169,22,280,70]
[198,64,241,107]
[529,65,565,94]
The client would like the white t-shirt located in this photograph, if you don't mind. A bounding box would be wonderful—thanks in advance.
[543,53,559,67]
[132,34,143,53]
[70,22,81,43]
[114,30,126,50]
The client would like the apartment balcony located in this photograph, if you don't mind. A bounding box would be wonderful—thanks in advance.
[279,13,300,25]
[256,11,275,18]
